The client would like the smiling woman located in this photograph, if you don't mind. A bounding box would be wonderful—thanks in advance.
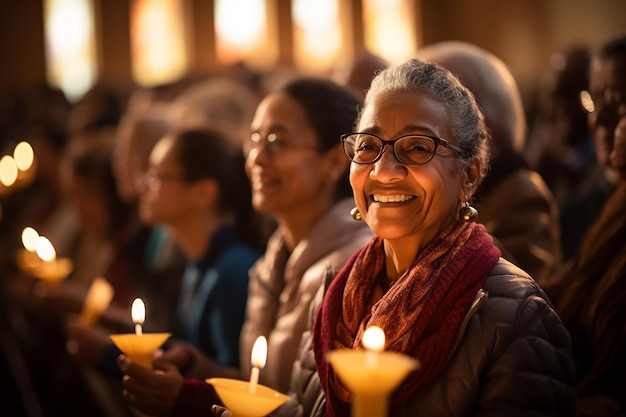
[272,58,576,417]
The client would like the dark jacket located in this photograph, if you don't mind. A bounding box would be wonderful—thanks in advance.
[279,258,576,417]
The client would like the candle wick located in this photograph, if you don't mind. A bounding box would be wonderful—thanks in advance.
[249,366,260,394]
[135,323,143,336]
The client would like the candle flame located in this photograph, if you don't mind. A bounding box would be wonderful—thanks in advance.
[251,335,267,368]
[13,141,34,171]
[0,155,18,186]
[22,227,39,251]
[131,298,145,324]
[35,236,56,262]
[363,325,385,352]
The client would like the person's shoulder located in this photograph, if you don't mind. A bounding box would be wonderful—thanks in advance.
[482,258,561,326]
[483,258,555,306]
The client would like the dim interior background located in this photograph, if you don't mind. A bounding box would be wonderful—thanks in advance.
[0,0,625,108]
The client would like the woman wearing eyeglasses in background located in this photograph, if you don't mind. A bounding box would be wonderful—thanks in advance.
[116,77,373,417]
[227,58,576,417]
[137,128,270,371]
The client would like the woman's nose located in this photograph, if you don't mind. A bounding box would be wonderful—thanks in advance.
[369,145,406,181]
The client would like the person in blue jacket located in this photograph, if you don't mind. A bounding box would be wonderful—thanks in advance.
[137,127,271,371]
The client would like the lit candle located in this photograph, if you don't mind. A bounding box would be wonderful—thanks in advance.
[131,298,145,336]
[80,277,114,325]
[21,227,39,252]
[363,325,385,368]
[17,227,42,271]
[13,141,34,172]
[249,335,267,394]
[326,325,420,417]
[35,235,56,263]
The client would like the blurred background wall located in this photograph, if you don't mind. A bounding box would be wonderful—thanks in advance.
[0,0,624,110]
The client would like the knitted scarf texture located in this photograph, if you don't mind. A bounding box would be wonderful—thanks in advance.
[314,220,501,417]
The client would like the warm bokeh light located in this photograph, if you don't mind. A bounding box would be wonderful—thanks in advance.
[362,0,417,64]
[44,0,97,101]
[0,155,19,187]
[293,0,342,74]
[21,227,40,252]
[215,0,271,69]
[363,325,385,351]
[13,141,35,171]
[131,0,187,87]
[35,236,56,262]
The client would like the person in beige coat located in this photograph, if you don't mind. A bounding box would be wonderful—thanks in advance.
[115,77,372,417]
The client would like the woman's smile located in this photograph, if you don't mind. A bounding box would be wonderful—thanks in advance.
[371,193,415,203]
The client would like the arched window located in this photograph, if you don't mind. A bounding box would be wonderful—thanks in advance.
[130,0,188,87]
[44,0,97,101]
[363,0,418,64]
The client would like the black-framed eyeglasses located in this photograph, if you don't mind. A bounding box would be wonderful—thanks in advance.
[243,132,320,158]
[580,88,626,113]
[341,132,464,166]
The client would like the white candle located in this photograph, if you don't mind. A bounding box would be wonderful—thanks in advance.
[249,336,267,394]
[131,298,145,336]
[363,325,385,368]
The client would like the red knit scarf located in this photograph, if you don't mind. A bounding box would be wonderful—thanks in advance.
[314,220,501,417]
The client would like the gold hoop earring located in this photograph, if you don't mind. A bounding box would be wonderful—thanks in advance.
[350,207,362,221]
[459,195,478,222]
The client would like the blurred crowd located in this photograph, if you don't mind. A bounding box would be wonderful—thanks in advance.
[0,34,624,417]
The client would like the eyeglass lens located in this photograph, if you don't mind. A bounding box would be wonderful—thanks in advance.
[343,134,439,165]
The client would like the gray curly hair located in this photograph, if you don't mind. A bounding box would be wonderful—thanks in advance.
[361,58,491,183]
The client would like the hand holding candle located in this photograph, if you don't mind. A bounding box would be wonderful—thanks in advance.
[249,335,267,394]
[207,334,289,417]
[109,298,170,369]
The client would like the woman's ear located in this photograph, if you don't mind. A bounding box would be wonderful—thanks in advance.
[461,157,481,198]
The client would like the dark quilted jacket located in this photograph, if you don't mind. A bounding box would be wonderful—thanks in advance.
[277,258,576,417]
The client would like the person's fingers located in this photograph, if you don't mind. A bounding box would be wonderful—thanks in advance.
[211,404,229,416]
[117,355,158,383]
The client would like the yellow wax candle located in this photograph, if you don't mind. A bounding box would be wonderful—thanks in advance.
[80,277,114,325]
[326,326,420,417]
[32,235,72,285]
[109,298,171,369]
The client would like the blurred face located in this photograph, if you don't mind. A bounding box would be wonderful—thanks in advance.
[112,122,146,202]
[65,175,110,238]
[350,90,466,245]
[245,92,341,219]
[139,136,191,226]
[588,55,626,168]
